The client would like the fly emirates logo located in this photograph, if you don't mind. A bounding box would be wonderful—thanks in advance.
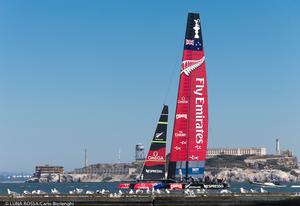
[194,78,206,145]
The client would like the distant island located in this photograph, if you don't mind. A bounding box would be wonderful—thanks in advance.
[26,154,300,183]
[205,154,299,182]
[0,172,31,183]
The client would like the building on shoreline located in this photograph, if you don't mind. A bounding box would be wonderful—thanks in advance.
[34,165,64,177]
[73,163,140,176]
[206,147,267,158]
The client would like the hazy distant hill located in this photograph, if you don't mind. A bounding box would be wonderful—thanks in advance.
[0,172,31,183]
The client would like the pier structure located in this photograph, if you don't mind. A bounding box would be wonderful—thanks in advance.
[1,193,300,206]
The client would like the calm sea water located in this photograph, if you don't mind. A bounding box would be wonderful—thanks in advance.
[0,182,300,195]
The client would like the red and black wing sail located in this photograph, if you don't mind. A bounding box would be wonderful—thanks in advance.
[141,105,168,180]
[168,13,208,179]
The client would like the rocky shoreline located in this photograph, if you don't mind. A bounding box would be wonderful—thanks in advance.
[205,155,300,182]
[26,168,300,183]
[26,173,129,183]
[209,168,300,182]
[26,155,300,183]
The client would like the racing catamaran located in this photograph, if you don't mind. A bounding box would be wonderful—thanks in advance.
[167,12,228,189]
[118,13,229,190]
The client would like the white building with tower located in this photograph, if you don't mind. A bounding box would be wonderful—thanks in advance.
[206,147,267,158]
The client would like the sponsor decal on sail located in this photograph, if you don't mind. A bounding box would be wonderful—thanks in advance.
[195,145,202,150]
[178,96,188,104]
[181,56,205,76]
[180,141,187,145]
[147,151,164,161]
[176,114,187,119]
[194,78,205,146]
[175,131,187,137]
[145,169,163,174]
[189,155,199,160]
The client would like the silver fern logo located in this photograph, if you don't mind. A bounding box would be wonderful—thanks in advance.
[155,132,164,139]
[181,56,205,76]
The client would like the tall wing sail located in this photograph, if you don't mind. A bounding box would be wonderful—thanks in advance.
[141,105,168,180]
[168,13,208,179]
[185,13,208,178]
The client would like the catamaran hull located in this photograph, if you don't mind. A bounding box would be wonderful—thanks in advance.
[118,181,229,190]
[249,181,285,188]
[117,182,159,190]
[117,183,132,189]
[134,182,158,190]
[185,183,230,189]
[169,183,184,190]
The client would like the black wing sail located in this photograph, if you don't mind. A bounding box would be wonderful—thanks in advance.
[140,105,168,180]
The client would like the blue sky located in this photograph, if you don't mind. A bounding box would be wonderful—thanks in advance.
[0,0,300,172]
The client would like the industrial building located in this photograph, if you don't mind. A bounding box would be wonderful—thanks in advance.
[34,165,64,177]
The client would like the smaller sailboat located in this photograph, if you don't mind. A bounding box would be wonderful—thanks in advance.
[118,105,169,190]
[249,179,286,188]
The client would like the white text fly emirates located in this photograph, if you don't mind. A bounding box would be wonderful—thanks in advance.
[194,78,206,146]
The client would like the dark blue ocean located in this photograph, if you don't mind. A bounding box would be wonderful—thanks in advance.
[0,182,300,195]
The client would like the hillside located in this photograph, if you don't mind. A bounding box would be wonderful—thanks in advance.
[27,155,300,183]
[205,155,300,182]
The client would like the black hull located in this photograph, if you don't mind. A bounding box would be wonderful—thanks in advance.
[185,182,230,189]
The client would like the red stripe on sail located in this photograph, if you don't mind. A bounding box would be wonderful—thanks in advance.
[169,68,190,162]
[144,147,166,166]
[170,13,208,166]
[183,49,208,162]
